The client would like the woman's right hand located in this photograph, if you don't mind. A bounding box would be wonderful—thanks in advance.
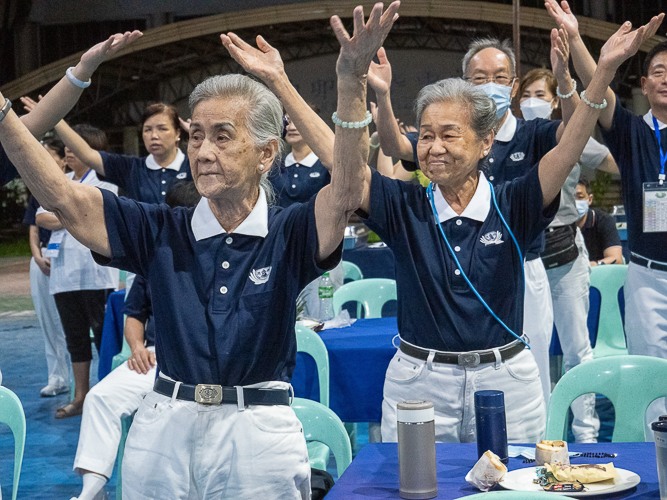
[77,31,143,78]
[545,0,579,38]
[221,33,286,84]
[368,47,393,96]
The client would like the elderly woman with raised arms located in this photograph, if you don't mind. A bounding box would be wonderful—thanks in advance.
[0,3,398,498]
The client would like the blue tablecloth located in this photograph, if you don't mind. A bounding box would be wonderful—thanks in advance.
[293,317,398,423]
[98,290,126,380]
[329,442,659,499]
[344,244,395,280]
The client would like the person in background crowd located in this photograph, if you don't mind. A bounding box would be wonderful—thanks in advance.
[35,125,119,419]
[72,181,201,500]
[518,64,618,442]
[23,138,72,397]
[576,178,623,266]
[547,0,667,438]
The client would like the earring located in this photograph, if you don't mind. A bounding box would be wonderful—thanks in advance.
[259,165,264,171]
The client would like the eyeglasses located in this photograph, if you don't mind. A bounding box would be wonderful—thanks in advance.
[465,75,515,86]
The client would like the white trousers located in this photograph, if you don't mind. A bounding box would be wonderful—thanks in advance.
[546,230,599,442]
[523,258,554,409]
[73,353,156,478]
[624,262,667,440]
[30,256,70,388]
[122,381,311,500]
[381,348,546,444]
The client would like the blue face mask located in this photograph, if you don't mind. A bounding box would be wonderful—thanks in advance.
[478,81,513,119]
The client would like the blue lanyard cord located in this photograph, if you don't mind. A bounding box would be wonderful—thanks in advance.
[426,181,529,348]
[651,116,666,185]
[78,169,92,183]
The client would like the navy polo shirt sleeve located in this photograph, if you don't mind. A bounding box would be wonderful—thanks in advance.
[399,131,420,172]
[532,118,560,157]
[99,151,142,189]
[22,196,37,226]
[597,210,621,250]
[0,145,19,187]
[124,274,151,324]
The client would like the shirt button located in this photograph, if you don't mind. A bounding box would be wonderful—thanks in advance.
[226,237,233,245]
[292,184,296,188]
[454,270,461,276]
[222,261,230,269]
[161,191,166,195]
[489,176,494,181]
[162,168,166,172]
[294,174,298,178]
[162,180,166,184]
[489,158,494,163]
[456,219,462,226]
[455,246,461,252]
[220,286,228,294]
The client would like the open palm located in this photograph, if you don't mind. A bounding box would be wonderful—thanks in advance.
[368,47,393,95]
[80,31,143,72]
[221,33,285,82]
[599,14,665,70]
[545,0,579,37]
[550,27,570,80]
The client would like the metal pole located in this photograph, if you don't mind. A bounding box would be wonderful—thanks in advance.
[513,0,521,78]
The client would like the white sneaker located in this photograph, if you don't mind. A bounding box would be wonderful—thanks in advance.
[40,384,70,397]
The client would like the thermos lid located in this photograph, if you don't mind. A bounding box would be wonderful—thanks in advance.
[397,400,434,423]
[659,415,667,421]
[474,390,505,409]
[652,420,667,432]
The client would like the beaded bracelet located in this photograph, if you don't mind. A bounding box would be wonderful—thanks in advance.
[369,140,380,149]
[580,90,608,110]
[332,110,373,128]
[556,79,577,99]
[66,67,91,89]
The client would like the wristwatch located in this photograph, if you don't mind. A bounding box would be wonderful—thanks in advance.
[0,98,12,122]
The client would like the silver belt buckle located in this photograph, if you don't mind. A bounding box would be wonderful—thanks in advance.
[195,384,223,405]
[458,352,481,368]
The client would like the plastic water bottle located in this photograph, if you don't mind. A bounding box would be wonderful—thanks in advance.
[318,272,334,321]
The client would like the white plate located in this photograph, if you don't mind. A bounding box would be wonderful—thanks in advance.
[499,466,641,497]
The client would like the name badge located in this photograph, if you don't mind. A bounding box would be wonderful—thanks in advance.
[44,229,66,258]
[643,182,667,233]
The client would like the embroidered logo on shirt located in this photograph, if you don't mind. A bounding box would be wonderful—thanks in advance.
[480,231,504,246]
[310,172,321,178]
[510,152,525,162]
[176,172,187,179]
[249,266,272,285]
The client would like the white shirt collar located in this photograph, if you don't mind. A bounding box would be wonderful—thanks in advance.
[494,111,517,142]
[643,109,667,130]
[432,171,491,223]
[284,151,318,167]
[145,148,185,171]
[191,188,269,241]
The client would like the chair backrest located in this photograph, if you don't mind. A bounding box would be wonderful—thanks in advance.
[546,355,667,442]
[0,386,26,500]
[292,397,352,477]
[295,324,330,407]
[465,492,575,499]
[333,278,396,319]
[341,261,364,282]
[589,264,628,358]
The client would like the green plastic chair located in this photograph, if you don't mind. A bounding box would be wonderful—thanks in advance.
[546,355,667,442]
[292,397,352,477]
[341,261,363,282]
[466,492,575,499]
[115,413,134,500]
[296,324,331,471]
[333,278,396,319]
[590,264,628,358]
[0,386,26,500]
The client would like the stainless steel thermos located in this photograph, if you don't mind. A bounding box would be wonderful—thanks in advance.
[397,400,438,499]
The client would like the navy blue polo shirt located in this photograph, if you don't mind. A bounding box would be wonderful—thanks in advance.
[23,195,51,248]
[362,166,559,351]
[270,151,330,208]
[600,98,667,262]
[123,274,155,347]
[401,114,560,254]
[0,145,18,187]
[99,149,192,204]
[92,188,342,386]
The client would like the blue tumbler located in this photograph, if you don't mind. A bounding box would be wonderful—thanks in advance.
[474,390,508,466]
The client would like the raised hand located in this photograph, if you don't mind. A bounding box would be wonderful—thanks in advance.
[179,117,191,134]
[78,31,143,76]
[330,2,400,77]
[545,0,579,38]
[368,47,393,95]
[20,95,42,114]
[550,26,570,80]
[598,14,665,71]
[221,33,285,83]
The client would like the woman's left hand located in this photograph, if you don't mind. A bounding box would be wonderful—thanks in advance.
[550,26,570,81]
[598,14,664,71]
[331,2,401,78]
[78,31,143,76]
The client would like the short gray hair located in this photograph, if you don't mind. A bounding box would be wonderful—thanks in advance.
[414,78,498,141]
[462,37,516,78]
[189,74,283,204]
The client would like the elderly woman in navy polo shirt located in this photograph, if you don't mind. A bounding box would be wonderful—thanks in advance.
[0,3,398,497]
[51,101,191,204]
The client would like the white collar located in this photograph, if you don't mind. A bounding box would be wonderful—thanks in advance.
[191,188,269,241]
[494,111,517,142]
[145,149,185,171]
[643,109,667,130]
[284,151,318,167]
[432,171,491,223]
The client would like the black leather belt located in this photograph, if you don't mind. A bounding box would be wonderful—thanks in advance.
[399,339,526,367]
[154,378,290,406]
[631,254,667,273]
